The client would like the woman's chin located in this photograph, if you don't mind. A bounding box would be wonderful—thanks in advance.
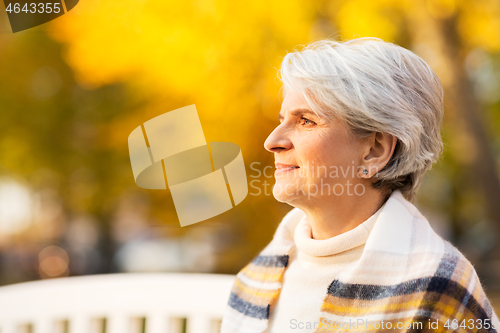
[273,192,290,203]
[272,182,298,203]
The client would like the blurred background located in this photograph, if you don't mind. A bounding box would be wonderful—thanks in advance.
[0,0,499,307]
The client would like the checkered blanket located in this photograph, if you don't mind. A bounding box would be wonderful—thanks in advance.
[221,190,500,332]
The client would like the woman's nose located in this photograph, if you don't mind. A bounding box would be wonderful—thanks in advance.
[264,124,293,153]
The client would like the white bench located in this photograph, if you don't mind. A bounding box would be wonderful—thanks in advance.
[0,273,235,333]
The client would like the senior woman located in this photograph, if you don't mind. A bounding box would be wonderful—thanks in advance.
[221,37,499,333]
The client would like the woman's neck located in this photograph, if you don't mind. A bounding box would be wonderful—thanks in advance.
[296,187,387,240]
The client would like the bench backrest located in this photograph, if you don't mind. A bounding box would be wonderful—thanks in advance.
[0,273,235,333]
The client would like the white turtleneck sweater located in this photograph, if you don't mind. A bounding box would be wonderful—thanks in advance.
[264,205,385,333]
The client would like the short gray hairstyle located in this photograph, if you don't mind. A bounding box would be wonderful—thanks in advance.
[278,37,444,202]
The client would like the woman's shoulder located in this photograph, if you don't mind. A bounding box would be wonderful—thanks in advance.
[374,191,491,291]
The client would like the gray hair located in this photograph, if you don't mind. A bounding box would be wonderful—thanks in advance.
[278,37,444,202]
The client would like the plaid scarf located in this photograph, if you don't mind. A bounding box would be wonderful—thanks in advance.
[221,190,500,332]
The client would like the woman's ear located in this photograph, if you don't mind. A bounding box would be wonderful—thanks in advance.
[361,132,397,178]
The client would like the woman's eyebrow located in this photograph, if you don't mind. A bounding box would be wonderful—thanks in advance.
[278,108,317,121]
[291,108,316,117]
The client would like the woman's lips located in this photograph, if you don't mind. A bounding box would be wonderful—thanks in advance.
[275,163,300,175]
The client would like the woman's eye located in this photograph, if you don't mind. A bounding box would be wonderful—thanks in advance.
[300,117,315,126]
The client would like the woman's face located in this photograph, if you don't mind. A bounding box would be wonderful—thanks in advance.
[264,89,367,206]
